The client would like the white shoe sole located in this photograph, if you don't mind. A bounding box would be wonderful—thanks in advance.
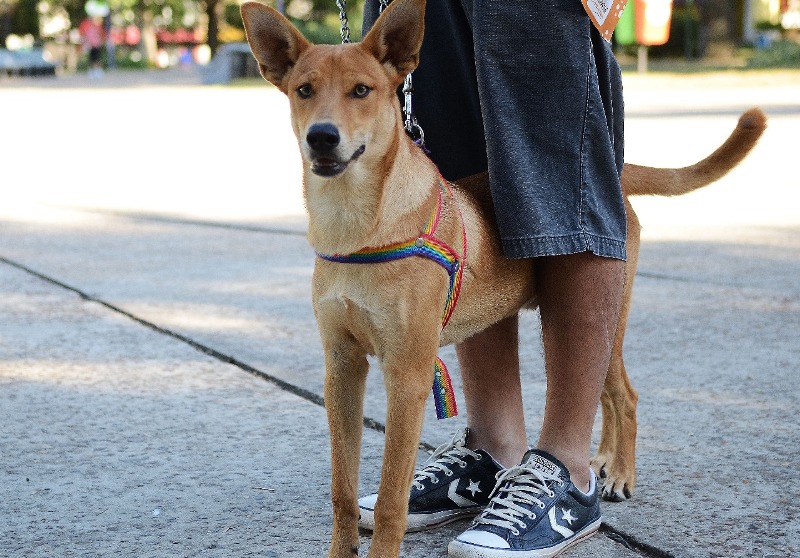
[359,505,482,533]
[447,517,602,558]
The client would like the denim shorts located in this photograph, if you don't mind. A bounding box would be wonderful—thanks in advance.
[364,0,626,260]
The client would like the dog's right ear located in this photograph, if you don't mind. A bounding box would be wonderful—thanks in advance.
[361,0,425,82]
[241,2,310,92]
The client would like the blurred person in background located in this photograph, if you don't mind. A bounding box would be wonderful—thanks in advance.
[79,15,105,79]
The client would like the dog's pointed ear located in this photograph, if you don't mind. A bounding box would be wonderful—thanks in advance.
[241,1,310,92]
[361,0,425,81]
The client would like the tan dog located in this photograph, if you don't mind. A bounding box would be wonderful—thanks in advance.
[240,0,766,556]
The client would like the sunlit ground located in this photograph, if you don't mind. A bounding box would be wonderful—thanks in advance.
[2,68,799,238]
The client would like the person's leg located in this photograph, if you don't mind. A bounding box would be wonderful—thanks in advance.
[456,314,528,468]
[449,252,623,557]
[536,252,625,491]
[462,0,626,484]
[455,252,624,489]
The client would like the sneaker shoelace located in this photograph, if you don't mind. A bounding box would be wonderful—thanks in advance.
[412,434,481,491]
[473,464,564,535]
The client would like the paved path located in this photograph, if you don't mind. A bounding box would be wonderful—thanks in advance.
[1,68,799,557]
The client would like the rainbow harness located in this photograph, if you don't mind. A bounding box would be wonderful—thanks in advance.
[317,178,466,419]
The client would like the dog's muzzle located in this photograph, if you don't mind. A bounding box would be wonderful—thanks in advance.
[306,123,365,177]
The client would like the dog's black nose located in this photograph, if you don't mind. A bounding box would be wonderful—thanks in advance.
[306,123,340,153]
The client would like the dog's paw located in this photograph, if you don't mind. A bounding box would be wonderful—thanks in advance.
[599,474,632,502]
[591,454,634,502]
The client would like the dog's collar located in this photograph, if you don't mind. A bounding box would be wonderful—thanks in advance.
[316,177,466,420]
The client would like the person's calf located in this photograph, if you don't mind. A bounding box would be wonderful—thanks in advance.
[456,314,528,468]
[535,252,625,491]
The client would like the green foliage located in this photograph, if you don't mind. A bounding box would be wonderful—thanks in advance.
[223,1,243,30]
[8,0,39,36]
[290,15,342,44]
[754,20,782,31]
[284,0,363,44]
[114,47,149,67]
[747,39,800,68]
[6,0,362,48]
[75,46,149,69]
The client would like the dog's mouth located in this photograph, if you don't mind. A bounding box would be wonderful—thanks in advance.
[311,145,366,177]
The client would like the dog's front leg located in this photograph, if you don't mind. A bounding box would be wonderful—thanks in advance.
[324,338,370,558]
[367,352,436,558]
[592,201,641,501]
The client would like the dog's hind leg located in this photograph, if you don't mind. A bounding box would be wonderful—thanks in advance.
[592,200,640,502]
[367,350,437,558]
[324,337,370,558]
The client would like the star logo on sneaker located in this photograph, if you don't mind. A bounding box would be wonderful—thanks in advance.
[466,480,481,497]
[548,506,575,538]
[448,479,478,508]
[561,507,576,525]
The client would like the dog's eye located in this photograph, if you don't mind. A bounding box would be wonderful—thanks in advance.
[352,84,371,99]
[297,84,313,99]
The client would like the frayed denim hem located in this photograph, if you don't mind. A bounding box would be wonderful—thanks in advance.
[501,233,626,261]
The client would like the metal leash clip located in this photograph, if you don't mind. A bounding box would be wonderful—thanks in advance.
[402,74,425,148]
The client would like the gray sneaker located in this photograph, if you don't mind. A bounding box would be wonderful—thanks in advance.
[359,429,504,532]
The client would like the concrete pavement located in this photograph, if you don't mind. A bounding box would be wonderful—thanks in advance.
[1,68,799,557]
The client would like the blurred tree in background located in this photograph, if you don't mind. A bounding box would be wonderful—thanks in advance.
[1,0,362,55]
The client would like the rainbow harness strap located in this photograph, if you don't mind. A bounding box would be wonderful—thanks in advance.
[317,178,466,419]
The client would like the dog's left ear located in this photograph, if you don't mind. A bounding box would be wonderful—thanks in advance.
[241,1,310,92]
[361,0,425,81]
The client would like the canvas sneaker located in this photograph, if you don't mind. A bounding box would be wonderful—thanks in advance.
[448,449,602,558]
[358,429,504,532]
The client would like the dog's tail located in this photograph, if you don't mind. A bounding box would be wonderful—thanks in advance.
[621,107,767,198]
